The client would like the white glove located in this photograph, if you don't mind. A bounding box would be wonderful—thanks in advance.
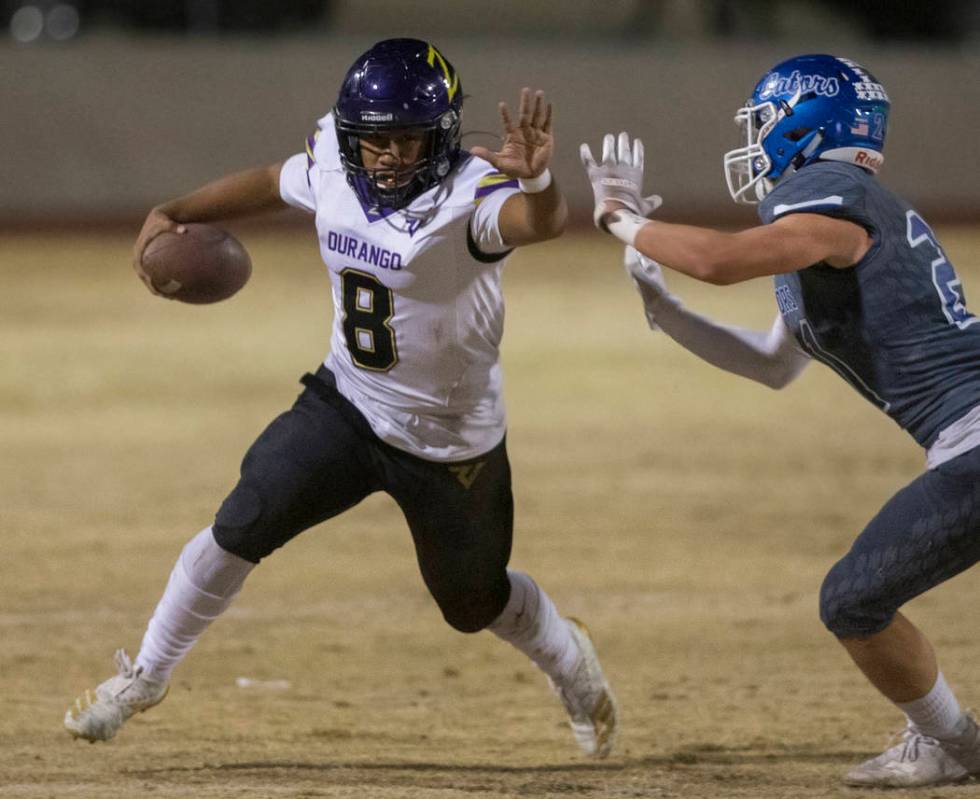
[624,245,679,332]
[580,132,663,229]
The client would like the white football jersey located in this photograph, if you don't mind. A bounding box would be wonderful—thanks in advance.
[279,113,521,462]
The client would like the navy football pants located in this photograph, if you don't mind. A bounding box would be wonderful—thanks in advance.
[820,444,980,637]
[212,367,513,633]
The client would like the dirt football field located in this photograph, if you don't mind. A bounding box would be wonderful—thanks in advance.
[3,227,980,799]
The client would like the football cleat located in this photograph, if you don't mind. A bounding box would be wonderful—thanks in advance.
[548,617,618,758]
[844,715,980,788]
[64,649,169,742]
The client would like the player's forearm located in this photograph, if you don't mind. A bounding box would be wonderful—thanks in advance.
[631,220,766,285]
[630,216,849,285]
[501,180,568,246]
[522,181,567,240]
[157,164,287,223]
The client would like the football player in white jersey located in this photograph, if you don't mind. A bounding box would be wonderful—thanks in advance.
[64,39,617,758]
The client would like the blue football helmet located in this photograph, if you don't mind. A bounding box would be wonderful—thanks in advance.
[724,54,890,204]
[334,38,463,211]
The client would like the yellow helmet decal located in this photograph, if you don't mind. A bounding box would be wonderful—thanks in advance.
[426,44,459,102]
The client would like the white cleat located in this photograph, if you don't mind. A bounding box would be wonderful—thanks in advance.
[549,617,618,759]
[64,649,169,742]
[844,715,980,788]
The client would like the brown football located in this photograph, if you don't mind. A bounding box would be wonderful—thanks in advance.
[141,223,251,304]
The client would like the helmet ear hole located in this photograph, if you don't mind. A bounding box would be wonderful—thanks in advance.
[440,110,458,131]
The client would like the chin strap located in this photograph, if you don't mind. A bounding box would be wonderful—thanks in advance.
[800,131,825,160]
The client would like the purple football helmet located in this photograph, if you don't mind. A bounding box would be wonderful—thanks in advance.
[724,54,890,204]
[334,38,463,211]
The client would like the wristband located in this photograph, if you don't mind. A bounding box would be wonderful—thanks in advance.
[518,169,552,194]
[604,209,648,246]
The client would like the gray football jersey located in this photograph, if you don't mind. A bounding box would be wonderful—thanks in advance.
[760,161,980,448]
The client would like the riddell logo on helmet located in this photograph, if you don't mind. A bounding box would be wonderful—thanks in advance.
[854,151,883,169]
[361,111,394,122]
[758,70,839,100]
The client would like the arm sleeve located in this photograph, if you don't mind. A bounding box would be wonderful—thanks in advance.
[628,249,811,389]
[278,151,316,213]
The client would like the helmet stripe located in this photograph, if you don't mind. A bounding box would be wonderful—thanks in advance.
[426,44,459,102]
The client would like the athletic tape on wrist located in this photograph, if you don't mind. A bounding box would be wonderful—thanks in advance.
[605,209,648,246]
[518,169,553,194]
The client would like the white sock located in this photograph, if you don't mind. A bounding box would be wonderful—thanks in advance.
[135,527,255,682]
[487,570,580,684]
[898,672,968,739]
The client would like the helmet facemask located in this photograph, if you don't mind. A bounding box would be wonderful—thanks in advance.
[724,92,802,205]
[336,110,460,211]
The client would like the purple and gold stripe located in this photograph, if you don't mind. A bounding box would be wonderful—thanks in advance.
[305,129,320,170]
[474,172,519,204]
[304,129,320,187]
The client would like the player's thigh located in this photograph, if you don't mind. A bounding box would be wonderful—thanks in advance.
[213,387,378,562]
[393,438,514,629]
[821,444,980,627]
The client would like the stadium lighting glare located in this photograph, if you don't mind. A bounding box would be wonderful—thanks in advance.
[46,4,80,41]
[10,5,44,43]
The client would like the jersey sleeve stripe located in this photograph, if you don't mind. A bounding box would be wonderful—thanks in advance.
[304,130,321,188]
[475,173,519,204]
[477,173,517,189]
[305,130,319,169]
[772,195,844,216]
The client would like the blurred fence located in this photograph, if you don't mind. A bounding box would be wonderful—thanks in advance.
[2,27,979,226]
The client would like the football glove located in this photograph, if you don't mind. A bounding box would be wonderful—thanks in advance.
[580,132,662,230]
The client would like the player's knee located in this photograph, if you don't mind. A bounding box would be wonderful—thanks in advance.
[437,596,499,633]
[433,581,509,634]
[212,481,268,564]
[819,559,896,639]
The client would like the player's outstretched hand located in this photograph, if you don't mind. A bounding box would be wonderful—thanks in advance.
[624,245,676,332]
[133,208,185,297]
[470,88,554,180]
[580,132,662,230]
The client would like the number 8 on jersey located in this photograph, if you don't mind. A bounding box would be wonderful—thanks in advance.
[341,269,398,372]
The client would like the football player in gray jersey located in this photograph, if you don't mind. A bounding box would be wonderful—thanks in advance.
[582,54,980,788]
